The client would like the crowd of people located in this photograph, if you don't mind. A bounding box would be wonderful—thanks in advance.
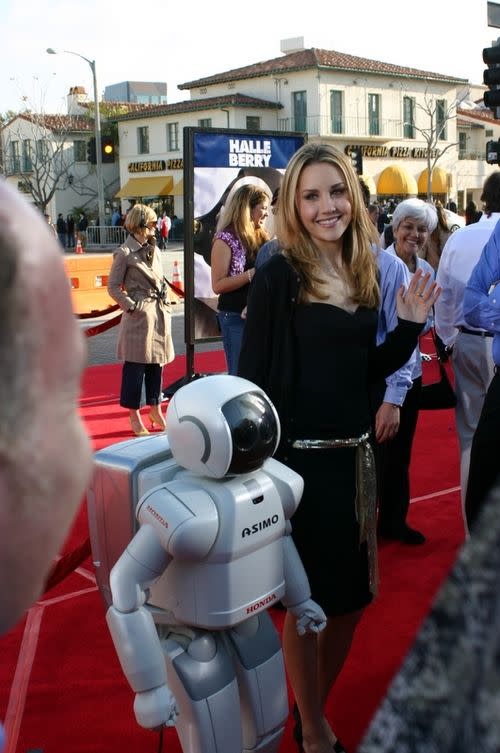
[2,141,500,753]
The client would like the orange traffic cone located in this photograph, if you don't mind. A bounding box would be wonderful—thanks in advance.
[172,259,184,293]
[76,238,84,254]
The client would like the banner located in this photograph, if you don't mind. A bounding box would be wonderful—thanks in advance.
[183,127,305,351]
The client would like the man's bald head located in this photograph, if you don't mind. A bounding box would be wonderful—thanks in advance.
[0,182,92,634]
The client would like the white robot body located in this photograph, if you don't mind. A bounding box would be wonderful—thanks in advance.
[90,376,327,753]
[140,465,294,628]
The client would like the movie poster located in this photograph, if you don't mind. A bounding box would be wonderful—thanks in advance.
[183,128,306,349]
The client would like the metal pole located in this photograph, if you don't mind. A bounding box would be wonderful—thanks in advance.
[90,60,106,244]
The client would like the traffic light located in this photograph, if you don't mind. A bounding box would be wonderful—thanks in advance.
[486,139,500,164]
[87,137,97,164]
[101,138,115,163]
[347,146,363,175]
[483,41,500,115]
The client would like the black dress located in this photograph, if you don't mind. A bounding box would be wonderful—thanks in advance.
[238,254,424,617]
[283,303,379,616]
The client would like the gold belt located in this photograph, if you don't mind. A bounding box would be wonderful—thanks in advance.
[291,431,379,596]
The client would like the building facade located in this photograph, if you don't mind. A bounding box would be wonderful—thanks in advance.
[113,42,500,219]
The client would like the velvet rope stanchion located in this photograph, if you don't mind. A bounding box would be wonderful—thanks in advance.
[77,303,120,320]
[84,313,122,338]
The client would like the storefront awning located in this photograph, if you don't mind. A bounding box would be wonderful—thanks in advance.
[115,176,174,198]
[171,178,184,196]
[377,165,418,196]
[417,167,448,194]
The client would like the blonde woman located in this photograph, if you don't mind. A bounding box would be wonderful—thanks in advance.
[238,143,440,753]
[210,183,270,374]
[108,204,174,436]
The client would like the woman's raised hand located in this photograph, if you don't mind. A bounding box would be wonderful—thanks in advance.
[396,269,441,323]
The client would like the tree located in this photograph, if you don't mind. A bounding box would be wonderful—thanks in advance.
[407,86,470,201]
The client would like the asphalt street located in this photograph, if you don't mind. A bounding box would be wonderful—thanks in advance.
[79,243,223,366]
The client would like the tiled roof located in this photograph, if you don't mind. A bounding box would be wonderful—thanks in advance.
[457,106,500,124]
[5,113,94,132]
[114,93,280,122]
[178,47,468,90]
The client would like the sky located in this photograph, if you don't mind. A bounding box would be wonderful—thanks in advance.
[1,0,498,115]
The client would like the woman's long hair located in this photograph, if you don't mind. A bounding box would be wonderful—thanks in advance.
[276,143,380,308]
[216,184,270,262]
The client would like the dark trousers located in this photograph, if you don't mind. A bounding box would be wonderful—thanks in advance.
[465,371,500,531]
[377,377,422,534]
[120,362,162,410]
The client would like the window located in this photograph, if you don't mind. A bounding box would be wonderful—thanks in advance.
[436,99,446,140]
[403,96,415,139]
[10,141,20,173]
[167,122,179,151]
[137,126,149,154]
[368,93,380,136]
[246,116,261,131]
[36,139,49,161]
[73,140,87,162]
[22,139,32,171]
[330,90,343,134]
[292,91,307,132]
[458,132,467,158]
[198,118,212,128]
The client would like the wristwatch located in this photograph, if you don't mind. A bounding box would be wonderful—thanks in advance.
[127,302,137,313]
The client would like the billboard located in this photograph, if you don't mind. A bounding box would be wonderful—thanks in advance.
[182,127,305,377]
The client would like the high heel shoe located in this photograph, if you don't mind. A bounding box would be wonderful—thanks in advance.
[292,704,347,753]
[129,416,149,437]
[148,410,166,431]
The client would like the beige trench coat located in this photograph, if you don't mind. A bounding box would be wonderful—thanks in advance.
[107,235,175,365]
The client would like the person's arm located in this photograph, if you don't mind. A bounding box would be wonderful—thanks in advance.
[238,268,272,388]
[107,247,137,312]
[211,238,255,294]
[434,240,459,347]
[463,228,500,333]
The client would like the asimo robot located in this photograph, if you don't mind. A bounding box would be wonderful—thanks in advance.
[88,375,326,753]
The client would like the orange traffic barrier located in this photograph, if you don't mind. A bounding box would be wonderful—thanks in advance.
[64,254,115,316]
[75,238,85,254]
[172,259,184,293]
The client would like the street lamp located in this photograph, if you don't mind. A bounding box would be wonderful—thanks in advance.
[47,47,105,243]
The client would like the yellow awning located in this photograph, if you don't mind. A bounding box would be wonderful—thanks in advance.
[377,165,418,196]
[115,176,174,198]
[171,177,184,196]
[417,167,448,194]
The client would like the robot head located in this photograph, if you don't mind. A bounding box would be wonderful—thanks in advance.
[166,375,280,478]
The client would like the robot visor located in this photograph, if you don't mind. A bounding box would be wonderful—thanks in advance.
[221,391,278,474]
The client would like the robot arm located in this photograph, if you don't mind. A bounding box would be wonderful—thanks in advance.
[107,524,177,729]
[281,522,327,636]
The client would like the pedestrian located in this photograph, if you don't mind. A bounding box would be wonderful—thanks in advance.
[211,183,270,374]
[66,213,75,248]
[435,172,500,530]
[107,204,175,437]
[56,212,67,248]
[377,198,437,545]
[462,210,500,530]
[238,142,440,753]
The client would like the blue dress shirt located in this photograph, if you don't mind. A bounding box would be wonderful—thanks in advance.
[463,216,500,366]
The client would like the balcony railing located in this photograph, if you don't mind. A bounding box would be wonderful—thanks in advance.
[277,114,405,139]
[458,150,486,160]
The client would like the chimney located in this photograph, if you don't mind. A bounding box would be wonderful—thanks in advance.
[67,86,89,115]
[280,37,305,54]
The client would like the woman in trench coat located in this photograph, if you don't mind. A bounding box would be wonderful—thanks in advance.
[108,204,174,436]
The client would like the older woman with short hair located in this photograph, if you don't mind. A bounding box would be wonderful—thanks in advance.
[377,198,437,545]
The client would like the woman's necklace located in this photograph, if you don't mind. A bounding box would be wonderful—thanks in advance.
[394,244,416,274]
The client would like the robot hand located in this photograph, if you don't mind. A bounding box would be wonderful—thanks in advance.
[133,685,178,730]
[287,599,327,636]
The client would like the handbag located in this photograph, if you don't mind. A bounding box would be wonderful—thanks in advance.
[419,329,457,411]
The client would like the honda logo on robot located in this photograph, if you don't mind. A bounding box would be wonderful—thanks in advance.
[246,593,277,614]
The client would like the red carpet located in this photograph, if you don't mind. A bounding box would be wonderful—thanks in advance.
[0,349,464,753]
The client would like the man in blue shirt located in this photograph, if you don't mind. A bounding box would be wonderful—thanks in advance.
[463,216,500,530]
